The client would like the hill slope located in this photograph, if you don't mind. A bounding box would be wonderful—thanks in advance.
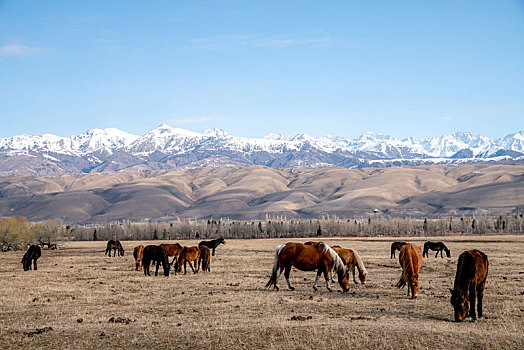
[0,164,522,223]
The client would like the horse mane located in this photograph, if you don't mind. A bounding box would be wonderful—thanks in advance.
[318,242,346,276]
[351,249,367,276]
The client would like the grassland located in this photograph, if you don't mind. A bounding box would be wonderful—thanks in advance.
[1,235,523,349]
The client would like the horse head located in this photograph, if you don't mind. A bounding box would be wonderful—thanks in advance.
[410,274,420,298]
[358,270,367,284]
[338,270,350,293]
[445,248,451,258]
[450,289,469,322]
[220,238,226,245]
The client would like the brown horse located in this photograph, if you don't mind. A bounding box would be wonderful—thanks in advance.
[159,243,184,265]
[105,240,124,257]
[331,245,367,284]
[390,241,407,259]
[396,243,423,299]
[199,246,211,272]
[133,245,144,271]
[266,242,350,292]
[175,246,201,274]
[450,249,488,322]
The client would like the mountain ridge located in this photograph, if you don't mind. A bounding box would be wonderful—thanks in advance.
[1,125,523,176]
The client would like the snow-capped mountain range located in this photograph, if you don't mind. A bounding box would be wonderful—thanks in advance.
[0,124,523,176]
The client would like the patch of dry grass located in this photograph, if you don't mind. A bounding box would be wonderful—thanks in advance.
[1,236,523,349]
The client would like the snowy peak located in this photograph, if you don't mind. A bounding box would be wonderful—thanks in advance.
[0,124,523,176]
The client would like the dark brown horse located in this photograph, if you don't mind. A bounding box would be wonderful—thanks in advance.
[142,245,170,276]
[396,243,423,299]
[133,245,144,271]
[175,246,201,274]
[266,242,350,292]
[450,249,488,322]
[159,243,184,265]
[199,246,211,272]
[390,241,407,259]
[105,240,124,257]
[22,245,41,271]
[423,241,450,258]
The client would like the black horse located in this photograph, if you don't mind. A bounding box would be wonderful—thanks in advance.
[390,241,407,259]
[142,245,170,276]
[105,240,125,257]
[22,245,41,271]
[423,241,450,258]
[198,238,226,256]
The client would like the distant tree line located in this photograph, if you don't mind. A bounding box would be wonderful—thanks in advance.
[68,214,524,241]
[2,214,522,248]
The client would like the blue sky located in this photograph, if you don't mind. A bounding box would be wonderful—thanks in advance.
[0,0,523,139]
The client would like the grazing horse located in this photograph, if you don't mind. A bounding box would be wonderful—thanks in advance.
[390,241,407,259]
[159,243,184,265]
[133,245,144,271]
[450,249,488,322]
[175,246,201,274]
[198,238,226,256]
[396,243,423,299]
[266,242,350,293]
[22,245,41,271]
[423,241,450,258]
[105,240,124,257]
[199,246,211,272]
[142,245,170,276]
[331,245,368,284]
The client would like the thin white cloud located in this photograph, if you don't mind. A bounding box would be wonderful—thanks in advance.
[441,116,451,121]
[168,117,213,124]
[0,44,48,56]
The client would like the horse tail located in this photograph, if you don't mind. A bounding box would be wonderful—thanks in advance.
[320,243,346,276]
[396,274,406,288]
[266,244,285,288]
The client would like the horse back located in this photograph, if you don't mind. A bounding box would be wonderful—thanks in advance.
[456,249,488,288]
[331,246,355,266]
[279,242,324,271]
[399,243,423,278]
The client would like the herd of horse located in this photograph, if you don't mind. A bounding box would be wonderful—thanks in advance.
[129,238,225,276]
[20,237,487,322]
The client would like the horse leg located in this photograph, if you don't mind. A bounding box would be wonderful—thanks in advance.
[477,283,485,318]
[283,264,294,290]
[435,250,439,258]
[212,247,216,256]
[469,284,477,321]
[352,266,358,284]
[33,259,37,270]
[313,271,321,291]
[323,266,332,292]
[188,259,197,274]
[155,261,160,276]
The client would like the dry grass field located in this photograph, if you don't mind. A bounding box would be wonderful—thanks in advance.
[1,236,523,349]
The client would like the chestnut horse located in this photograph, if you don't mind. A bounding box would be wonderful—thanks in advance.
[133,245,144,271]
[331,245,367,284]
[390,241,407,259]
[175,246,201,274]
[423,241,450,258]
[22,245,41,271]
[159,243,184,265]
[396,243,423,298]
[142,245,170,276]
[450,249,488,322]
[266,242,349,292]
[105,240,124,257]
[199,246,211,272]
